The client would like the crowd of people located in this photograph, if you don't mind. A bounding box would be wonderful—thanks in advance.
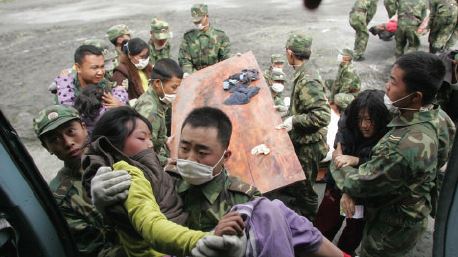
[30,2,458,257]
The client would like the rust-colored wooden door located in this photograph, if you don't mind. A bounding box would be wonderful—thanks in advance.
[170,51,305,193]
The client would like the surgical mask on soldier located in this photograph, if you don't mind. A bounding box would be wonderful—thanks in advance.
[383,93,418,113]
[159,80,176,105]
[271,83,284,93]
[337,54,344,63]
[134,57,150,70]
[272,67,283,73]
[195,23,206,30]
[177,151,226,185]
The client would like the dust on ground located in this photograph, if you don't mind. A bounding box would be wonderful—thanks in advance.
[0,0,435,256]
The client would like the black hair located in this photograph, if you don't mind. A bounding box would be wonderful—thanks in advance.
[122,37,150,56]
[74,45,103,65]
[345,89,391,142]
[91,106,152,150]
[74,85,107,121]
[394,51,446,105]
[181,107,232,148]
[151,58,184,81]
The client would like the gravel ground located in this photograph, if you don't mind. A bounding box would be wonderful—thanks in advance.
[0,0,437,255]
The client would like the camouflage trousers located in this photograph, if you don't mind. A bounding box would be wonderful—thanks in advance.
[446,24,458,49]
[359,217,427,257]
[384,0,397,18]
[429,14,458,53]
[395,23,421,57]
[350,11,370,59]
[264,140,328,221]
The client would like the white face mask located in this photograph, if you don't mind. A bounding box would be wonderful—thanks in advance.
[272,67,283,73]
[337,54,344,63]
[383,92,418,113]
[195,23,207,30]
[177,151,226,185]
[158,80,176,105]
[134,57,150,70]
[271,83,284,93]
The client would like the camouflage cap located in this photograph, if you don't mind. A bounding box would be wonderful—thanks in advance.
[271,69,286,82]
[191,4,208,22]
[271,54,285,64]
[106,24,131,42]
[339,48,353,58]
[33,105,81,137]
[334,93,355,110]
[150,18,171,40]
[83,38,118,60]
[285,33,312,55]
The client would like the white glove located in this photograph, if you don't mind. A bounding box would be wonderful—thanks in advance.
[91,166,131,213]
[251,144,271,155]
[183,72,190,78]
[275,116,293,131]
[191,234,247,257]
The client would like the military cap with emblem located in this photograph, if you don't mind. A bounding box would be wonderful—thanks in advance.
[33,105,81,137]
[339,48,354,58]
[271,54,285,64]
[191,4,208,23]
[106,24,131,42]
[83,38,118,61]
[150,18,172,40]
[285,33,312,56]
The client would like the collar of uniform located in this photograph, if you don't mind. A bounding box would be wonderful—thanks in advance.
[146,87,168,115]
[293,61,309,81]
[178,168,228,204]
[73,72,110,97]
[197,24,214,36]
[388,105,439,128]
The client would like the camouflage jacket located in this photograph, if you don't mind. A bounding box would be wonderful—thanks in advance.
[330,62,361,101]
[133,87,169,164]
[351,0,378,15]
[332,108,440,226]
[288,62,330,145]
[264,68,273,87]
[273,94,285,107]
[384,0,398,18]
[177,169,260,232]
[397,0,427,26]
[178,25,231,74]
[49,166,124,257]
[430,0,458,25]
[149,43,171,66]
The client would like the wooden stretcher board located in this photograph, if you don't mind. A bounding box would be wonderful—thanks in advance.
[170,51,305,193]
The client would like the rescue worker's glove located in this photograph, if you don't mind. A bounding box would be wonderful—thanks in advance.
[91,166,131,213]
[191,234,247,257]
[275,116,293,131]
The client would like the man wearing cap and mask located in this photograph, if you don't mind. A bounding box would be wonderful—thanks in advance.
[106,24,132,56]
[329,48,360,109]
[274,33,330,221]
[84,38,119,81]
[178,3,231,75]
[264,54,286,87]
[270,69,288,114]
[33,105,128,257]
[149,18,172,66]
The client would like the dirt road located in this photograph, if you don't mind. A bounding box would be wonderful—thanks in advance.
[0,0,434,256]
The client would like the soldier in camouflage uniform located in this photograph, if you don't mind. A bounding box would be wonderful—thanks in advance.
[428,0,458,53]
[349,0,378,61]
[384,0,398,19]
[264,54,285,87]
[273,33,330,221]
[149,18,172,66]
[106,24,132,57]
[329,48,361,107]
[270,69,287,111]
[133,58,182,166]
[33,105,125,257]
[83,38,119,81]
[332,52,446,257]
[395,0,428,57]
[176,107,261,231]
[178,4,231,74]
